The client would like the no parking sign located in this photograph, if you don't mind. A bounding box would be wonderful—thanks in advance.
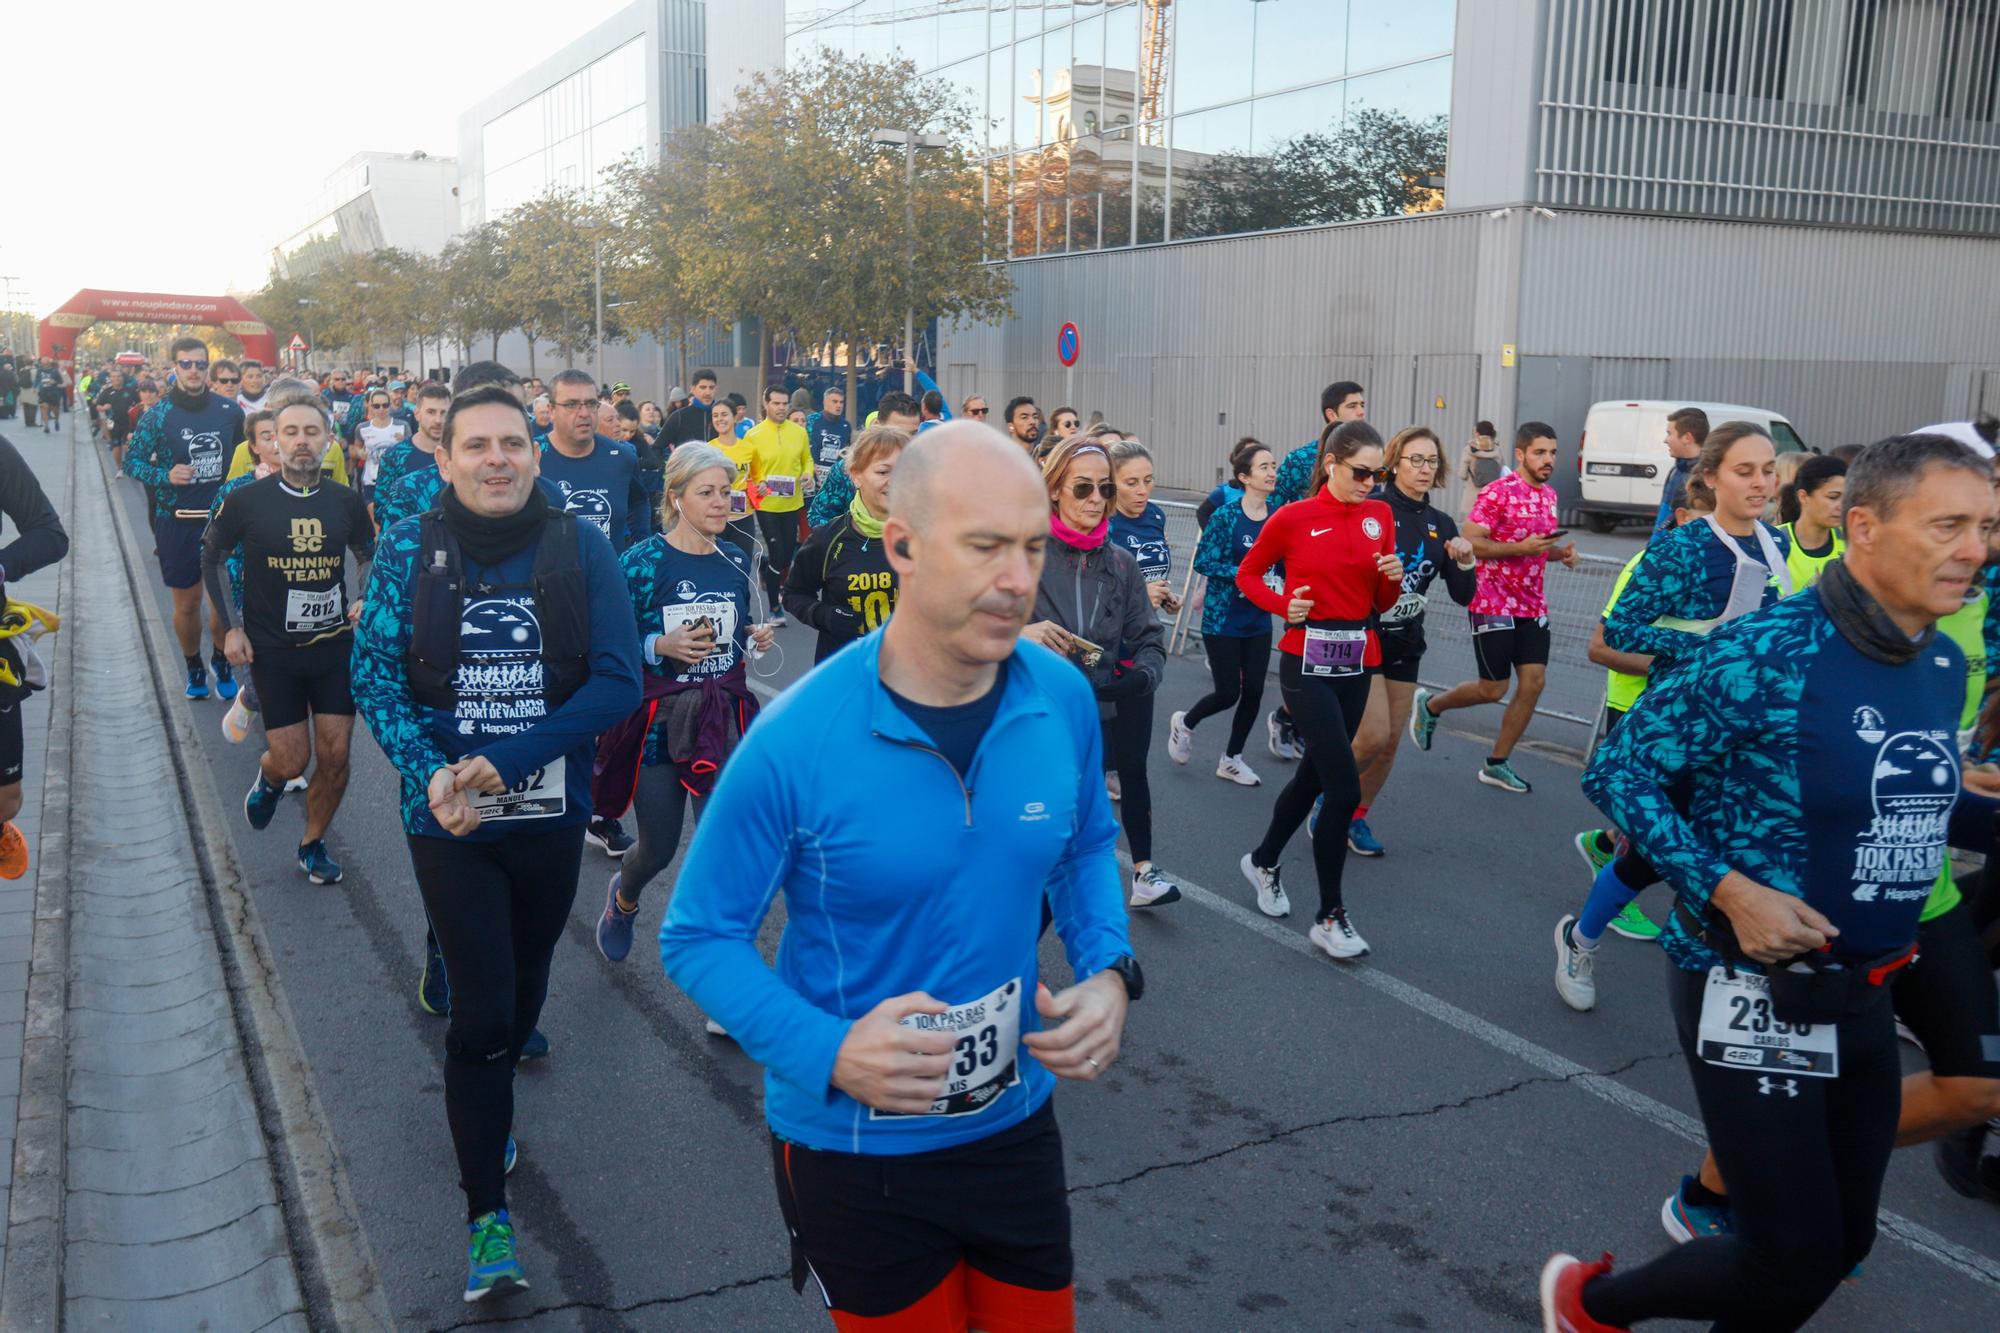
[1057,322,1080,367]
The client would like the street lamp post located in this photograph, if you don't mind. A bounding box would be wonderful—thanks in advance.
[870,128,949,397]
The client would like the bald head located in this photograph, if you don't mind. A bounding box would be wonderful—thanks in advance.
[890,420,1045,534]
[882,421,1050,668]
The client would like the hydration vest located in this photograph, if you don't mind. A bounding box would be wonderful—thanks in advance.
[406,508,591,712]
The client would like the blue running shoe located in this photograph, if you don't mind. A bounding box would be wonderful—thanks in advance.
[1661,1176,1733,1243]
[595,873,636,962]
[297,839,342,884]
[519,1028,549,1062]
[212,657,239,700]
[504,1135,518,1176]
[1347,818,1385,857]
[419,935,450,1016]
[463,1209,527,1303]
[185,664,211,700]
[244,774,282,830]
[1307,795,1323,837]
[1408,688,1438,750]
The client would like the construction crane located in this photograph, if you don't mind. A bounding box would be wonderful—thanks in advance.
[786,2,1173,138]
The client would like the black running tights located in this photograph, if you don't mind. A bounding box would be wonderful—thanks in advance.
[410,824,584,1220]
[1102,691,1154,864]
[1184,632,1271,757]
[1251,655,1368,921]
[1583,962,1901,1332]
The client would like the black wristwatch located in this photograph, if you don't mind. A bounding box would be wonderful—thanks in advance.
[1101,955,1144,1003]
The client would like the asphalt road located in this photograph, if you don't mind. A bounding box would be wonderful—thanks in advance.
[111,474,2000,1332]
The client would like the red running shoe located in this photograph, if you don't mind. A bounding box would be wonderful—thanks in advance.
[1538,1252,1626,1332]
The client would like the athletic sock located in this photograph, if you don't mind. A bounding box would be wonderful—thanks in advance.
[1682,1176,1729,1209]
[1487,755,1505,767]
[185,654,204,676]
[1574,862,1636,948]
[1351,804,1370,822]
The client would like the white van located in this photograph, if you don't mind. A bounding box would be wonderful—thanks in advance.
[1576,401,1808,532]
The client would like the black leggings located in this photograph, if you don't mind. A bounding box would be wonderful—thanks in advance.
[409,824,585,1220]
[1184,632,1271,756]
[758,510,800,609]
[1250,655,1369,920]
[621,762,698,905]
[1584,962,1901,1332]
[1102,691,1154,864]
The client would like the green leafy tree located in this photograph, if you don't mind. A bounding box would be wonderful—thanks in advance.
[683,48,1010,416]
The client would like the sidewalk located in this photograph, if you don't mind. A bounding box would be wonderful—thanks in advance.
[0,420,309,1328]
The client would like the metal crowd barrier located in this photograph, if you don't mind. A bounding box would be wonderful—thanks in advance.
[1152,499,1622,729]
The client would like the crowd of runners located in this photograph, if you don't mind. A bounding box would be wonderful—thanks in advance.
[6,331,1999,1331]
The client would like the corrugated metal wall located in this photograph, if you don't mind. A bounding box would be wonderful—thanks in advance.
[943,204,2000,491]
[940,212,1494,489]
[1515,209,2000,445]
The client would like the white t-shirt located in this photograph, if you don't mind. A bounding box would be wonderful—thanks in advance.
[357,421,407,484]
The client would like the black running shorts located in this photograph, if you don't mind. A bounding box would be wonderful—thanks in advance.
[771,1101,1073,1318]
[249,637,355,731]
[1895,902,2000,1080]
[1470,613,1551,682]
[0,700,21,786]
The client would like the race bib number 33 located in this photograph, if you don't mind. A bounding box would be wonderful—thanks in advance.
[1696,966,1838,1078]
[871,978,1023,1119]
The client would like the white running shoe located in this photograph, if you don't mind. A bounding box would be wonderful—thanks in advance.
[1129,864,1182,908]
[1167,710,1193,764]
[221,697,255,744]
[1240,852,1289,917]
[1309,910,1370,959]
[703,1017,731,1038]
[1215,754,1261,786]
[1105,771,1122,802]
[1266,710,1293,761]
[1554,914,1597,1012]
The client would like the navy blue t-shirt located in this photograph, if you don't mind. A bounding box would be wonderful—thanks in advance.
[1219,510,1274,637]
[539,435,644,552]
[1108,503,1171,582]
[886,659,1009,777]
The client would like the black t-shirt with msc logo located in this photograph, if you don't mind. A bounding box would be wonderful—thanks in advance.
[203,474,375,651]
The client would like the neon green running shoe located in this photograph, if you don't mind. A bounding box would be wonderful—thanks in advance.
[1573,830,1617,876]
[464,1209,528,1303]
[1607,901,1662,942]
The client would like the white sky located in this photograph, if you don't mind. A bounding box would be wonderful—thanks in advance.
[0,0,631,318]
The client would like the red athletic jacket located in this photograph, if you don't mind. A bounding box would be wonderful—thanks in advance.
[1236,487,1399,662]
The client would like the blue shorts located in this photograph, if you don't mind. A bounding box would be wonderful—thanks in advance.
[153,512,207,590]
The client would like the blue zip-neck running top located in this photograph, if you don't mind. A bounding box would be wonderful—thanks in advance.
[660,634,1132,1156]
[1584,587,1996,972]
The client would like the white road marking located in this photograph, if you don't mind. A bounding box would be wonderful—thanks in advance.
[1162,868,2000,1292]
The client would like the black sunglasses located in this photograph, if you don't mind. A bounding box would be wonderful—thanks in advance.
[176,358,209,370]
[212,375,240,385]
[1067,480,1116,501]
[1347,465,1390,484]
[968,407,989,416]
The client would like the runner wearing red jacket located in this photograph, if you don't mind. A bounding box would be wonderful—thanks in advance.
[1234,421,1402,959]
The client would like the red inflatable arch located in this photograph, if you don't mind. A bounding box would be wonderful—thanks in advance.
[37,289,276,373]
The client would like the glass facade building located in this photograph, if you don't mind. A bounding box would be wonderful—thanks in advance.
[784,1,1455,258]
[480,38,651,217]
